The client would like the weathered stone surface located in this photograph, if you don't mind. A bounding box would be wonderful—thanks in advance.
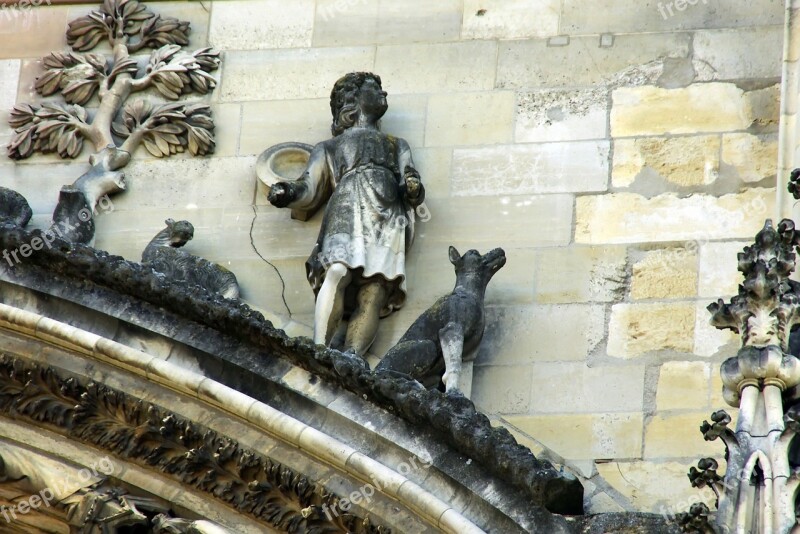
[596,461,717,513]
[561,0,783,34]
[313,0,462,47]
[607,302,695,358]
[461,0,560,40]
[612,136,720,188]
[497,33,690,89]
[476,304,605,365]
[720,133,778,183]
[693,27,783,80]
[452,141,609,196]
[472,364,532,414]
[0,59,20,146]
[656,361,711,411]
[575,189,774,244]
[506,413,644,460]
[407,147,452,198]
[0,5,70,59]
[425,92,514,147]
[698,241,748,297]
[693,301,737,357]
[209,0,314,50]
[535,246,627,304]
[630,247,697,300]
[527,363,646,414]
[239,98,330,156]
[644,412,726,458]
[375,41,497,94]
[611,83,750,136]
[220,48,375,101]
[745,84,780,132]
[515,88,608,143]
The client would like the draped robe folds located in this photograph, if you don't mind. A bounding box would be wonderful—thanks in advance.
[287,126,422,318]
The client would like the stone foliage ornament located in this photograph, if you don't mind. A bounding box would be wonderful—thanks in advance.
[681,219,800,533]
[376,246,506,394]
[6,0,220,244]
[142,218,240,299]
[0,355,389,533]
[266,72,425,358]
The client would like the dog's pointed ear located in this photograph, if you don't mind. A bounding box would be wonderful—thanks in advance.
[448,246,460,265]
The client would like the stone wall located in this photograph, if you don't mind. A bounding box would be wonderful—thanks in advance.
[0,0,786,516]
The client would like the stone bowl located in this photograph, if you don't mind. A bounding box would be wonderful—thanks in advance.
[255,142,313,191]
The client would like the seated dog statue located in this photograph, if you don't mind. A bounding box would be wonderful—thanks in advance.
[376,246,506,393]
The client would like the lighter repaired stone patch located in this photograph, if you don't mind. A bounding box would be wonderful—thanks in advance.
[535,246,627,304]
[515,87,608,143]
[612,136,720,188]
[462,0,560,40]
[607,302,695,358]
[721,133,778,182]
[694,301,737,357]
[698,241,749,298]
[575,189,774,244]
[452,141,609,196]
[630,248,698,300]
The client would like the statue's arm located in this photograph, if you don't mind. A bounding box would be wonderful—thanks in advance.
[397,138,425,208]
[267,142,330,210]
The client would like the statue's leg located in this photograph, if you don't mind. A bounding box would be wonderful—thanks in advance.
[344,282,388,356]
[439,322,465,393]
[314,263,352,346]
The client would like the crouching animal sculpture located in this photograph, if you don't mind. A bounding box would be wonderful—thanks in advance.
[142,219,240,299]
[376,246,506,393]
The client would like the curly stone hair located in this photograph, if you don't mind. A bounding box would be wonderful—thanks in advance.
[329,72,383,136]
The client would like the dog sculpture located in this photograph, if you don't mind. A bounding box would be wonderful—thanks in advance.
[142,219,240,299]
[376,246,506,392]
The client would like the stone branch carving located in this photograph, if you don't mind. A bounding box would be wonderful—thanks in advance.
[142,218,240,299]
[266,72,426,358]
[682,219,800,533]
[0,222,583,515]
[6,0,220,244]
[376,246,506,394]
[0,355,388,534]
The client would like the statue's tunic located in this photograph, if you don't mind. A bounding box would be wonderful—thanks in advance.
[293,126,417,317]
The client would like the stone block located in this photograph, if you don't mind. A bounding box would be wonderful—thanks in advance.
[561,0,783,34]
[745,84,780,132]
[461,0,560,40]
[0,5,70,59]
[0,59,20,138]
[425,91,514,147]
[231,258,314,317]
[612,136,720,188]
[656,361,711,411]
[611,83,750,137]
[313,0,462,47]
[220,47,375,102]
[607,302,695,358]
[239,98,330,156]
[644,411,726,458]
[451,141,609,196]
[476,304,605,365]
[505,413,644,460]
[534,245,628,304]
[630,247,697,300]
[497,33,690,89]
[375,41,496,94]
[410,147,451,199]
[471,365,532,414]
[694,301,737,357]
[698,241,749,298]
[721,133,778,183]
[527,362,646,414]
[209,0,314,50]
[416,194,573,248]
[515,88,608,143]
[575,189,774,244]
[1,161,90,216]
[693,27,783,80]
[596,461,717,513]
[380,94,428,149]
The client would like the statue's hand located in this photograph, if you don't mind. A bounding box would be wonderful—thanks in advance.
[403,166,421,199]
[268,182,296,208]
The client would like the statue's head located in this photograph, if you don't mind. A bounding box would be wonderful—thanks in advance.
[330,72,386,136]
[164,218,194,247]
